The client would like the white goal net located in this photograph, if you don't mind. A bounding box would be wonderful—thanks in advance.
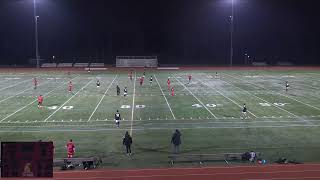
[116,56,158,67]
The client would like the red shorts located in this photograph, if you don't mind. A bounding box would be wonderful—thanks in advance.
[67,151,74,158]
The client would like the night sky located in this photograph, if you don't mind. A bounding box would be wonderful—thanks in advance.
[0,0,319,65]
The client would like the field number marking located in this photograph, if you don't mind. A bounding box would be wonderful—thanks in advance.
[259,103,288,107]
[62,106,74,110]
[121,105,146,109]
[192,104,220,108]
[48,106,74,110]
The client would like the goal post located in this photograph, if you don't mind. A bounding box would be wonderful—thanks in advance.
[116,56,158,67]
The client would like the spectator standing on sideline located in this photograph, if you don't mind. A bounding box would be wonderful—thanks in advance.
[123,131,133,156]
[249,151,256,162]
[66,139,75,158]
[171,129,181,154]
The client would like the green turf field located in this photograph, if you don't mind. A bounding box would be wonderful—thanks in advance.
[1,69,320,168]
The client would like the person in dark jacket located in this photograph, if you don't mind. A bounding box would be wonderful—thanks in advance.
[171,129,181,154]
[123,131,133,156]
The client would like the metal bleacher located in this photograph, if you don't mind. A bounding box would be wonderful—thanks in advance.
[89,63,105,67]
[73,63,89,68]
[41,63,57,68]
[40,62,105,69]
[252,62,268,66]
[57,63,73,68]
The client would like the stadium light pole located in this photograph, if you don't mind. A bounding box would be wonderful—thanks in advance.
[33,0,40,68]
[229,0,234,66]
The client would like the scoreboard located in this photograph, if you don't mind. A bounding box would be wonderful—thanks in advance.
[1,142,53,178]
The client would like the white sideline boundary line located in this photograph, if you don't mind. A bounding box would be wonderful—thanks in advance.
[1,119,316,125]
[225,73,320,112]
[219,75,304,123]
[0,77,79,123]
[154,74,176,119]
[0,78,31,92]
[44,78,93,122]
[0,79,52,104]
[87,75,118,122]
[1,124,320,132]
[195,76,258,118]
[130,72,136,136]
[3,114,320,123]
[3,115,320,124]
[174,75,217,119]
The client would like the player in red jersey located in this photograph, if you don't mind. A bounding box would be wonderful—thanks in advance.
[129,71,133,81]
[33,77,38,89]
[167,78,171,90]
[188,75,192,84]
[66,139,75,158]
[139,76,144,86]
[68,81,73,93]
[37,95,43,108]
[171,86,175,96]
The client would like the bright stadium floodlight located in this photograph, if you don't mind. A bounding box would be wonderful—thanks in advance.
[34,0,40,68]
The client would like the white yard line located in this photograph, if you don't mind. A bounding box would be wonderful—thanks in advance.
[174,75,217,119]
[195,76,258,118]
[130,72,137,135]
[225,73,320,112]
[219,76,301,119]
[0,77,76,123]
[154,74,176,119]
[87,75,118,122]
[0,78,31,92]
[44,79,93,122]
[0,79,52,104]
